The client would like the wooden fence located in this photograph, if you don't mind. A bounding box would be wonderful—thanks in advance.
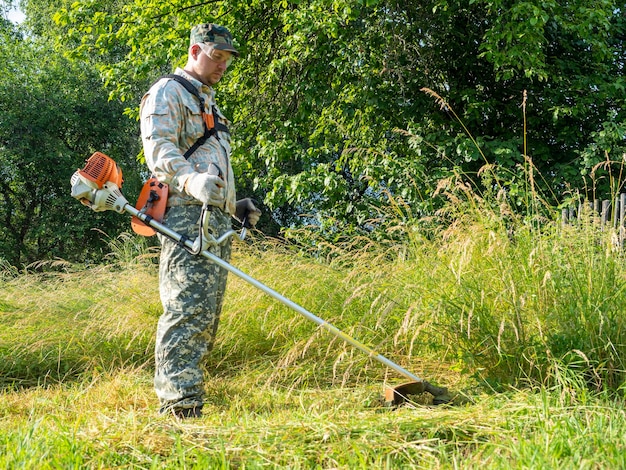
[561,194,626,229]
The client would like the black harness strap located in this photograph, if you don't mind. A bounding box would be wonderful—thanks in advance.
[161,74,230,159]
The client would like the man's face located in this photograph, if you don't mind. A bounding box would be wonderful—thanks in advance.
[193,44,233,86]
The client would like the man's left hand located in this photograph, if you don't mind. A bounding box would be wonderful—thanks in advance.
[235,198,261,227]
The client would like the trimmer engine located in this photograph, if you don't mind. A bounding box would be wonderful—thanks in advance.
[70,152,129,213]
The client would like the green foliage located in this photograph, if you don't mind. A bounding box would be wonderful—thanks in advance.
[41,0,625,245]
[0,21,142,266]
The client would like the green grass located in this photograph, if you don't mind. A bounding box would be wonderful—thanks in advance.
[2,196,626,467]
[2,368,626,468]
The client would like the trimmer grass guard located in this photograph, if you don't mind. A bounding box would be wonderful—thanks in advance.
[70,152,452,407]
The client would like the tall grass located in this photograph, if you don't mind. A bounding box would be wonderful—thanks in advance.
[0,233,160,390]
[214,159,626,395]
[414,175,626,391]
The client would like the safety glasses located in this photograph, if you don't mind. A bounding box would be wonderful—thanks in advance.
[199,44,234,68]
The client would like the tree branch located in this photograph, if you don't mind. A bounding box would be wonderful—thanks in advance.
[149,0,223,21]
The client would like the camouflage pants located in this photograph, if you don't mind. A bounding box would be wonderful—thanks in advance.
[155,205,232,413]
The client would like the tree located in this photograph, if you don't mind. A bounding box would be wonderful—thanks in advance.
[36,0,626,240]
[0,20,142,266]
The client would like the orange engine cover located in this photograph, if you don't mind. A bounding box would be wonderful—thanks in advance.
[80,151,124,188]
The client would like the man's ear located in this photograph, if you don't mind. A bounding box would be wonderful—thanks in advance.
[189,43,202,60]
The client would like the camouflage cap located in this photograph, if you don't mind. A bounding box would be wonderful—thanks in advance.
[190,23,239,57]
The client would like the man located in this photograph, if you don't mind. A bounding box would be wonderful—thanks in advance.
[140,23,261,419]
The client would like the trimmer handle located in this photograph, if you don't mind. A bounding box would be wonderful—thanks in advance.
[239,198,260,229]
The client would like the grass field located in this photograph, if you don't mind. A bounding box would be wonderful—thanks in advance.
[2,197,626,468]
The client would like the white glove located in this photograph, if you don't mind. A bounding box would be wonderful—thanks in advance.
[235,198,261,227]
[185,172,225,206]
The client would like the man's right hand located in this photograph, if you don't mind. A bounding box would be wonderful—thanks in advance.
[185,172,225,206]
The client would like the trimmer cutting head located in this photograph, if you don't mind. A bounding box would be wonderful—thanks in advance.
[384,381,453,407]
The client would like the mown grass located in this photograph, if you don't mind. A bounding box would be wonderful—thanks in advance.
[2,184,626,467]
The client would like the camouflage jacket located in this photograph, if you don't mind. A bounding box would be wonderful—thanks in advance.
[140,68,236,214]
